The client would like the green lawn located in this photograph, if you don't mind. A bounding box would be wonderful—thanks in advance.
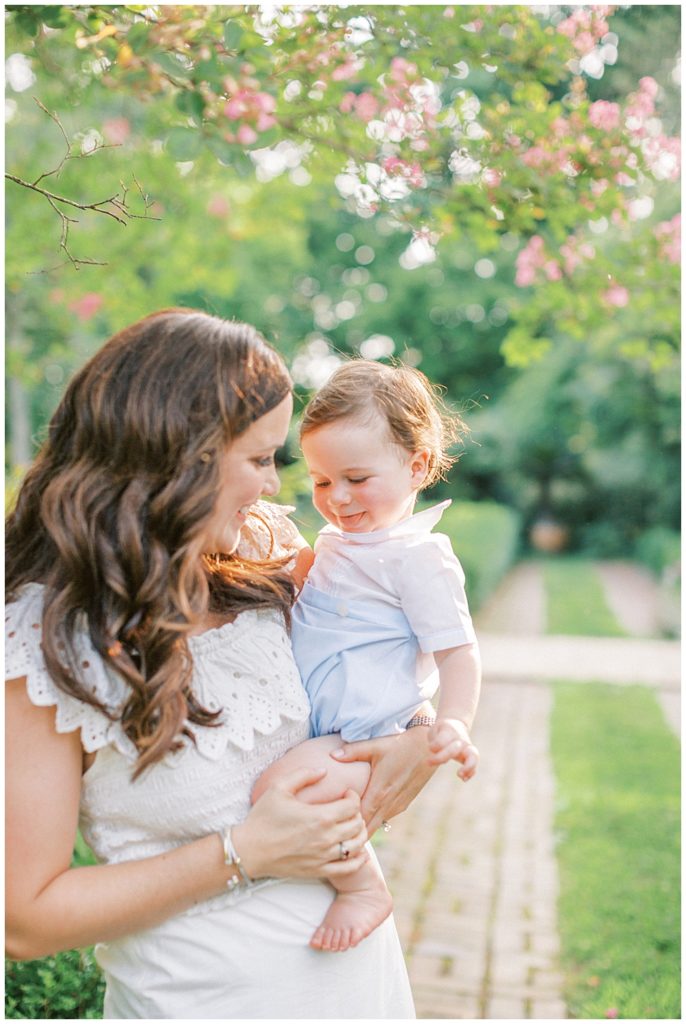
[543,558,627,637]
[550,682,680,1019]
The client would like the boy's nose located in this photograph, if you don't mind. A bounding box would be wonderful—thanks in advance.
[330,483,351,507]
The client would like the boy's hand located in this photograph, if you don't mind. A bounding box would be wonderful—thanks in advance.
[427,717,479,780]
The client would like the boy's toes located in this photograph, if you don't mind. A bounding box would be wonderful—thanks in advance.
[309,926,325,950]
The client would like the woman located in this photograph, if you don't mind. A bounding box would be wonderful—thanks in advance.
[5,309,435,1018]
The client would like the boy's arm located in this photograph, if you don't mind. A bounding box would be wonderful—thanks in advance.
[291,538,314,590]
[427,643,482,778]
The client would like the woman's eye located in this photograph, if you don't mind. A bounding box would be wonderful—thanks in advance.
[254,456,275,467]
[313,481,329,489]
[348,477,368,484]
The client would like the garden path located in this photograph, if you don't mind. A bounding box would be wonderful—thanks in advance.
[375,559,680,1019]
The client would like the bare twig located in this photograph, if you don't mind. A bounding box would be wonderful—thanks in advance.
[7,101,160,270]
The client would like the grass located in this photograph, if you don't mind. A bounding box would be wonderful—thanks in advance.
[543,557,627,637]
[550,682,681,1019]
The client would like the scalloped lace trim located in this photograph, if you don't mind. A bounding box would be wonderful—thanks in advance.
[7,573,310,765]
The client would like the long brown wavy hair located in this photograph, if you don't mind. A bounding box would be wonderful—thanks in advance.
[6,308,295,776]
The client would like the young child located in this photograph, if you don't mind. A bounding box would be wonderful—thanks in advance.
[251,359,481,954]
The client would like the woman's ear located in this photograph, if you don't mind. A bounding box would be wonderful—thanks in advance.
[409,449,431,489]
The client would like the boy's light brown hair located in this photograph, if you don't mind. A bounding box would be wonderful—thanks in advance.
[300,359,468,489]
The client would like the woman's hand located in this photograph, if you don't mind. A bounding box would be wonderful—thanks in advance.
[329,727,437,835]
[233,767,369,883]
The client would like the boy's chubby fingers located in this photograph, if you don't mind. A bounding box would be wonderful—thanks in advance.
[426,739,465,766]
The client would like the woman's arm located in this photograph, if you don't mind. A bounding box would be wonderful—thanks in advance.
[6,677,367,960]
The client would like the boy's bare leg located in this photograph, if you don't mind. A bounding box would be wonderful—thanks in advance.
[252,734,393,951]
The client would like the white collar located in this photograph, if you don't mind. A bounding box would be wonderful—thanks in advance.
[319,499,452,545]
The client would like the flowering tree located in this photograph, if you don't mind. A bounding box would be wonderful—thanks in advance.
[6,3,680,371]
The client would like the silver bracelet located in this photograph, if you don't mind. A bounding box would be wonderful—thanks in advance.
[406,713,436,729]
[221,827,254,891]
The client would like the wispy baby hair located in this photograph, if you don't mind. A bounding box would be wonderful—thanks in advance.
[300,359,468,489]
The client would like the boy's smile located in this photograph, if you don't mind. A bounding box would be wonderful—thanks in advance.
[301,412,429,534]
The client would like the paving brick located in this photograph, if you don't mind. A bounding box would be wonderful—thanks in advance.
[530,997,568,1018]
[485,994,528,1018]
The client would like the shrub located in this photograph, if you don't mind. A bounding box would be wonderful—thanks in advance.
[5,836,105,1020]
[436,500,522,610]
[635,527,681,578]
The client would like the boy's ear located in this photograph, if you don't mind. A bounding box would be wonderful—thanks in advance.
[410,448,431,489]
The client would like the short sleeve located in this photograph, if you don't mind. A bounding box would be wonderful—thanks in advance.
[237,501,303,561]
[5,583,135,757]
[397,535,477,653]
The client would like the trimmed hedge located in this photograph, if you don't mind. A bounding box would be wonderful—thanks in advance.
[435,500,522,610]
[634,526,681,578]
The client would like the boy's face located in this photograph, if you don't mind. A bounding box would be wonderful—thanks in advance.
[302,412,429,534]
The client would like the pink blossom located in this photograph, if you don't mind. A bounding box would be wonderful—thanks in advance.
[551,116,570,137]
[655,213,680,263]
[355,91,380,122]
[331,55,359,82]
[522,145,547,168]
[589,100,621,132]
[575,30,596,54]
[515,264,537,287]
[389,57,418,83]
[544,260,562,281]
[482,168,502,188]
[340,92,356,114]
[223,83,277,138]
[615,171,634,186]
[382,155,426,187]
[70,293,103,321]
[102,117,130,144]
[236,123,258,145]
[605,1011,619,1020]
[604,284,630,307]
[207,195,231,218]
[639,76,659,98]
[591,178,609,196]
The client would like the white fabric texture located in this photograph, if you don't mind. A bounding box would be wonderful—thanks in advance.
[291,500,477,741]
[5,499,415,1019]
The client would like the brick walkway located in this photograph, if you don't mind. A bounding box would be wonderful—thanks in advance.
[375,560,680,1019]
[376,679,566,1020]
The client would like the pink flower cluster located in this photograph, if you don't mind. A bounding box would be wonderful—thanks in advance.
[557,6,614,55]
[559,235,596,275]
[340,56,439,151]
[515,236,562,287]
[223,74,277,145]
[588,100,621,132]
[624,76,658,137]
[655,213,680,264]
[70,292,104,321]
[382,155,426,188]
[603,283,630,307]
[340,90,380,122]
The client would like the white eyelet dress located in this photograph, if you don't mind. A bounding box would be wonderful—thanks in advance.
[5,503,415,1020]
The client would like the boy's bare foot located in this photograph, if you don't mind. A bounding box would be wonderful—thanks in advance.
[309,885,393,952]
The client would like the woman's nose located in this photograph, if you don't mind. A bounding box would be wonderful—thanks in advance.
[262,465,280,497]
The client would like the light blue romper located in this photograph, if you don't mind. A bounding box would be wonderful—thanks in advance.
[291,501,477,742]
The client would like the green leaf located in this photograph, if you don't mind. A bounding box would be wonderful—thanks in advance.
[223,20,244,52]
[205,134,239,166]
[153,50,193,80]
[175,89,205,125]
[125,21,150,54]
[165,126,202,161]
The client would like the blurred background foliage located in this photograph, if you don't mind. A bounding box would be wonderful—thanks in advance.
[5,3,681,580]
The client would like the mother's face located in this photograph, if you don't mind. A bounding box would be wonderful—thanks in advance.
[201,393,293,555]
